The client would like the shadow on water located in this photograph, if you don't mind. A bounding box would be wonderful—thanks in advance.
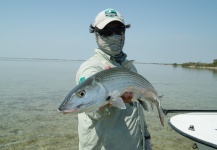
[212,69,217,78]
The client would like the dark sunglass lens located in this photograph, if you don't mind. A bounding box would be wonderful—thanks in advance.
[100,30,112,36]
[115,27,125,35]
[96,26,125,36]
[99,30,113,36]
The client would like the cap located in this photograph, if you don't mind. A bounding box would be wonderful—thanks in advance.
[93,8,125,29]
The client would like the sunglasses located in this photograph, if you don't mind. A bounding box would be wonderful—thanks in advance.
[95,26,126,36]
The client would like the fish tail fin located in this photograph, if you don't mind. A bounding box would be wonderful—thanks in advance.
[157,105,165,127]
[157,95,164,126]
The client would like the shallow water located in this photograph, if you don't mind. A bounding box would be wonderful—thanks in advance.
[0,61,216,150]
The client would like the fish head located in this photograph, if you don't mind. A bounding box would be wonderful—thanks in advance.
[58,77,108,113]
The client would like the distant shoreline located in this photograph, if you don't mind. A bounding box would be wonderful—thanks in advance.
[1,57,217,71]
[182,66,217,70]
[135,62,217,70]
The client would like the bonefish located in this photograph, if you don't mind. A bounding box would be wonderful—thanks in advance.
[58,67,164,126]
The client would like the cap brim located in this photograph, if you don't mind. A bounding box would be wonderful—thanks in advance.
[96,18,124,29]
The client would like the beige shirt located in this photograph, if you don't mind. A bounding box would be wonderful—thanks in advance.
[76,49,149,150]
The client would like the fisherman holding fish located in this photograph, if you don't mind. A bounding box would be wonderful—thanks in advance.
[59,8,155,150]
[76,8,152,150]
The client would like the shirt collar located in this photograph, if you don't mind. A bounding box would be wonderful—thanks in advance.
[94,48,130,67]
[94,48,113,61]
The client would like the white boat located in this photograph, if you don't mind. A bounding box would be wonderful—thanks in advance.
[168,113,217,150]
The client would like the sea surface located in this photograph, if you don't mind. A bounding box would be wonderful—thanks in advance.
[0,60,217,150]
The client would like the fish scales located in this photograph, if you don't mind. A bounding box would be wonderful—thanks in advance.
[94,67,158,96]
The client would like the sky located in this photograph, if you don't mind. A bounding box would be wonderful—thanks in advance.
[0,0,217,64]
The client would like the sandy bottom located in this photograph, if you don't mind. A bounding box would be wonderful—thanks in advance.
[0,99,196,150]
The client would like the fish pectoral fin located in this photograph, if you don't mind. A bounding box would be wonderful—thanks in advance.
[108,90,126,109]
[110,90,121,98]
[109,97,126,109]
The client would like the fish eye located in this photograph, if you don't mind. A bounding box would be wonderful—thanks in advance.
[77,90,86,98]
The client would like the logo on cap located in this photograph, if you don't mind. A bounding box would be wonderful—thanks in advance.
[104,9,117,17]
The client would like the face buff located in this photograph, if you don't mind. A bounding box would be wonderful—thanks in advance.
[95,33,127,63]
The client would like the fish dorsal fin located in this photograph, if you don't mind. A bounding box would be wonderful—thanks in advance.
[122,60,135,69]
[108,90,126,109]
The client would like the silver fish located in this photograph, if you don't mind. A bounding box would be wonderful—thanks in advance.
[58,67,164,126]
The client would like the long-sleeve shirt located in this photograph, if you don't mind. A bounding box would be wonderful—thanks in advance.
[75,49,150,150]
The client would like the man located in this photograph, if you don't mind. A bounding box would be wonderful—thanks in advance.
[76,8,152,150]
